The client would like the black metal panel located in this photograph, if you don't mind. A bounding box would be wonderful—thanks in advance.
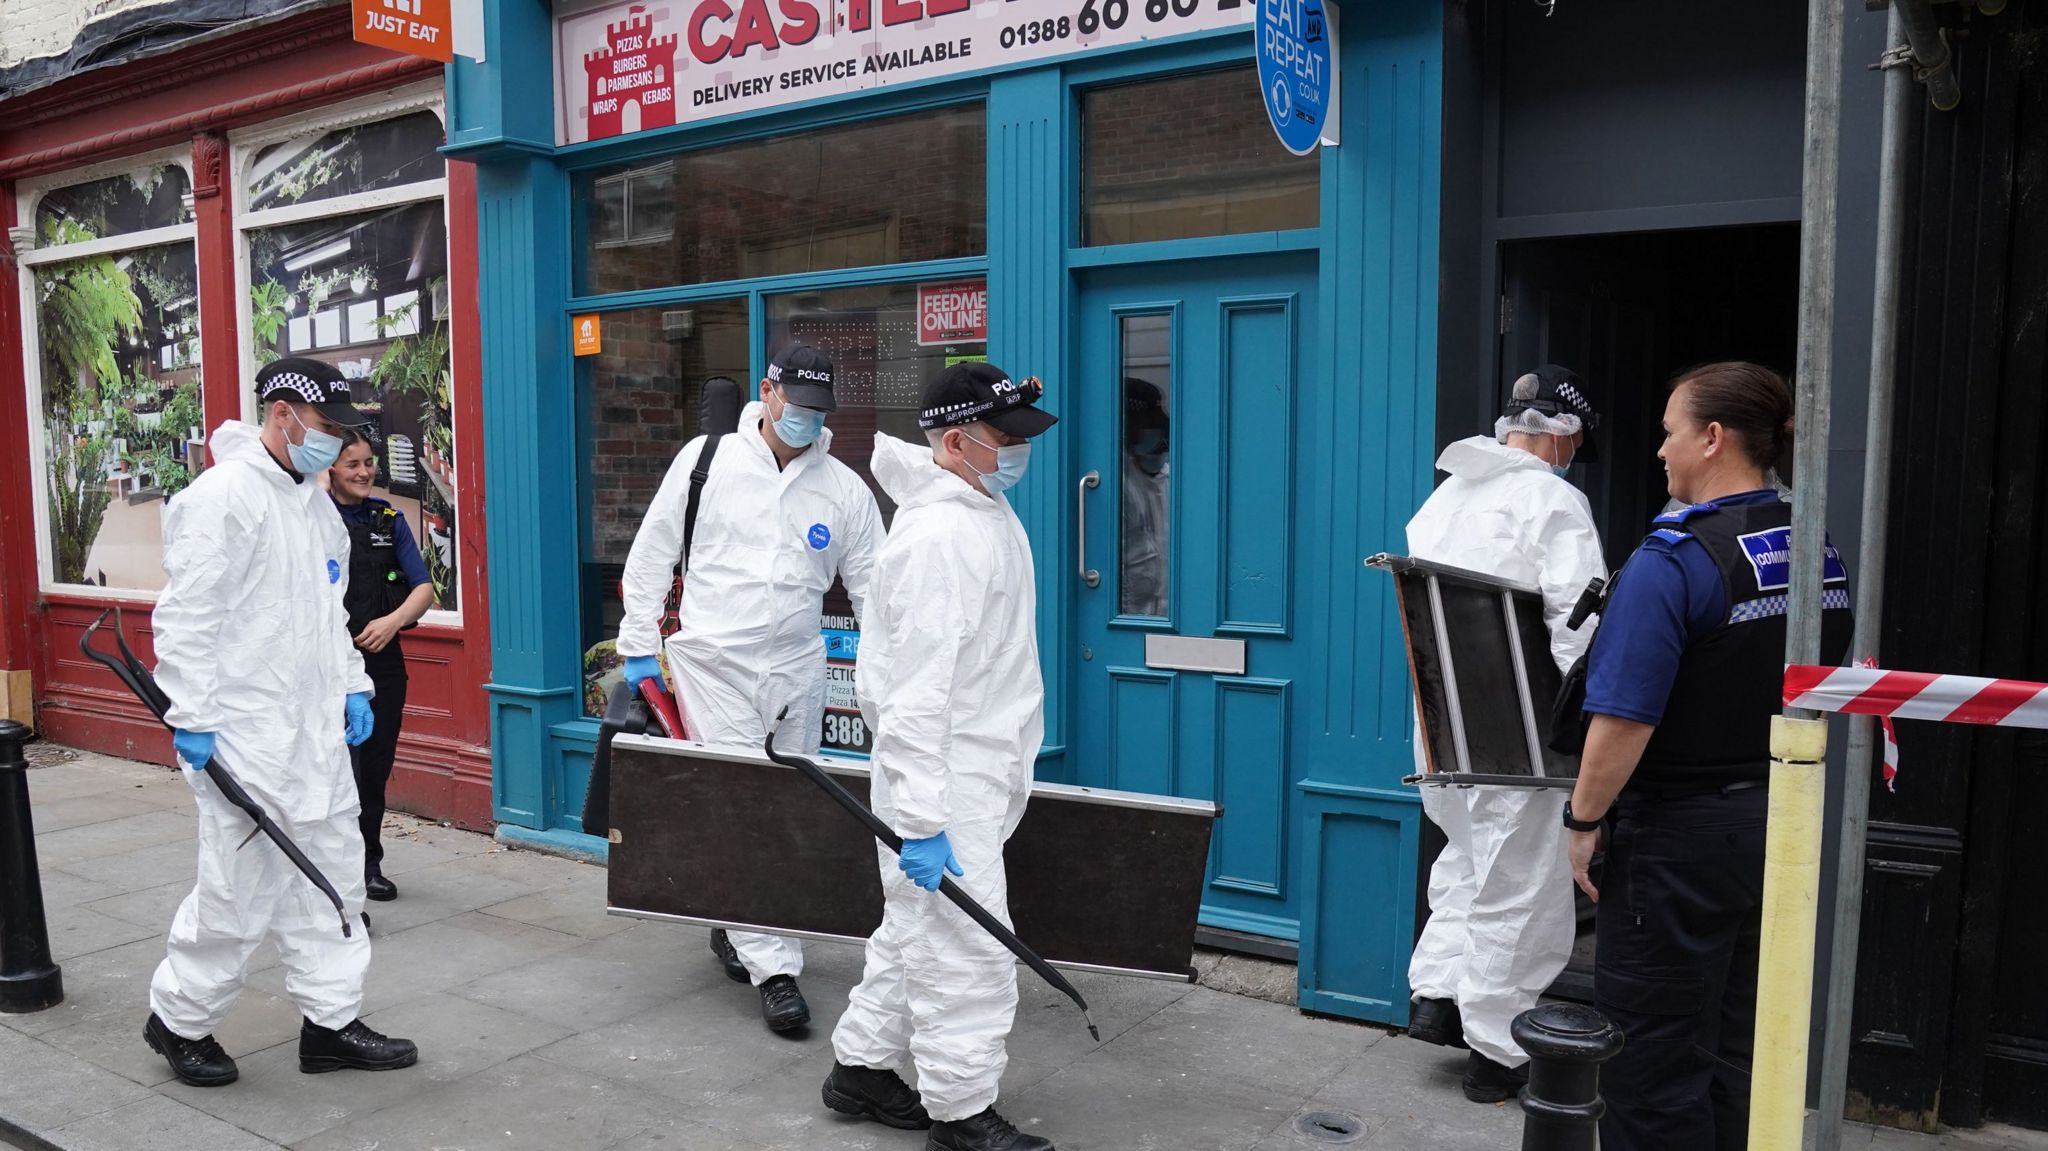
[1851,1,2048,1131]
[1380,556,1572,784]
[604,740,1215,979]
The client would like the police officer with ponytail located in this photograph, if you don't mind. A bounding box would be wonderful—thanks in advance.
[329,429,434,903]
[1561,362,1852,1150]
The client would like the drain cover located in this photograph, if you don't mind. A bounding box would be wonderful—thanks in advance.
[1291,1110,1369,1144]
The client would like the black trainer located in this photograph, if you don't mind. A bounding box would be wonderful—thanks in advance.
[144,1013,238,1087]
[821,1061,932,1130]
[709,928,748,983]
[758,974,810,1032]
[1407,996,1467,1049]
[927,1107,1054,1151]
[365,873,397,902]
[1461,1050,1529,1104]
[299,1018,420,1073]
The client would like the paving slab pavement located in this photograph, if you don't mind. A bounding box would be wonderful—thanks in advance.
[1,747,2039,1151]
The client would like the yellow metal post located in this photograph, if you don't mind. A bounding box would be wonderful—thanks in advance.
[1748,714,1830,1149]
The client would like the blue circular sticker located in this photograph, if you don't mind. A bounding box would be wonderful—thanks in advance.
[327,559,341,584]
[1255,0,1334,157]
[807,523,832,551]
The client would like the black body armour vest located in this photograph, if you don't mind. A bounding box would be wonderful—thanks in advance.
[344,499,414,677]
[1632,499,1854,792]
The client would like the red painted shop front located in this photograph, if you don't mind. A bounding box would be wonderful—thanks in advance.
[0,9,493,827]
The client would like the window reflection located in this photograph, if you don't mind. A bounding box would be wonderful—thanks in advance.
[1120,314,1172,617]
[1083,67,1319,247]
[577,106,986,294]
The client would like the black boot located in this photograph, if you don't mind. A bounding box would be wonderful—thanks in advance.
[821,1061,932,1130]
[144,1013,238,1087]
[709,928,748,983]
[1407,996,1467,1049]
[758,974,810,1032]
[365,872,397,902]
[927,1107,1054,1151]
[299,1018,420,1073]
[1461,1050,1529,1104]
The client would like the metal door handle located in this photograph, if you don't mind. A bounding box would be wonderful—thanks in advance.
[1079,471,1101,588]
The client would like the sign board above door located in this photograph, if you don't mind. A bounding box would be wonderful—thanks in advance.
[557,0,1255,144]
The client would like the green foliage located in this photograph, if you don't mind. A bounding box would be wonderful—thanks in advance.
[48,432,110,585]
[249,279,290,365]
[34,218,142,416]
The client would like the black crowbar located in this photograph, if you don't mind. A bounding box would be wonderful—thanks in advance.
[80,610,354,938]
[762,709,1100,1041]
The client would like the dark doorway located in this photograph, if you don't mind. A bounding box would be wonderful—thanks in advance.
[1498,225,1801,569]
[1491,223,1801,997]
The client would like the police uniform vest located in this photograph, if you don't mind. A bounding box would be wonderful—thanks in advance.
[1631,498,1853,791]
[343,498,413,677]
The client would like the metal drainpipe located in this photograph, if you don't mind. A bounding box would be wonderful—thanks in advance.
[1812,6,1919,1148]
[1897,0,1962,112]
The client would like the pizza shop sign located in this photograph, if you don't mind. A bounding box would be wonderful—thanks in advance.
[558,0,1252,143]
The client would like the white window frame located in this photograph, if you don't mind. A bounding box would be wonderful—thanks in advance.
[230,83,464,625]
[13,145,200,601]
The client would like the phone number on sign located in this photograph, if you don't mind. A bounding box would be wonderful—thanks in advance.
[999,0,1235,49]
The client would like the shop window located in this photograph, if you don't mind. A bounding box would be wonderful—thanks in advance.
[34,164,192,239]
[576,105,987,294]
[765,279,988,525]
[236,102,461,613]
[1081,68,1319,246]
[578,298,751,717]
[245,110,447,213]
[27,233,203,592]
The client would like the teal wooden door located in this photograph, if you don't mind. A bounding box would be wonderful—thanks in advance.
[1071,254,1317,943]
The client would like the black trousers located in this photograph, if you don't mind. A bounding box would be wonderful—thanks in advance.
[1594,785,1767,1151]
[350,669,408,876]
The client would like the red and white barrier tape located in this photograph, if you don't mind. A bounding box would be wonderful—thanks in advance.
[1783,663,2048,791]
[1783,664,2048,729]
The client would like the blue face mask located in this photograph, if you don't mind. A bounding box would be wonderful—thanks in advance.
[286,407,344,475]
[771,392,826,447]
[964,431,1031,495]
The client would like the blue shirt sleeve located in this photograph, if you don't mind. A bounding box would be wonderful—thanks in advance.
[391,511,431,591]
[1583,534,1726,726]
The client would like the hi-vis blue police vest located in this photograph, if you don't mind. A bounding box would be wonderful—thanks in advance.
[1635,499,1854,789]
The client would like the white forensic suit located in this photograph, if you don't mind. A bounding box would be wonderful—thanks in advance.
[831,433,1045,1122]
[150,420,375,1038]
[1404,435,1607,1068]
[617,402,882,982]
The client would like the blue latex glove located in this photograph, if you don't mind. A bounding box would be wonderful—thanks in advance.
[898,831,964,892]
[344,692,375,747]
[622,655,663,688]
[172,729,215,771]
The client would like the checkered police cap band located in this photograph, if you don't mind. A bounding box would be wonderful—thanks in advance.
[1508,371,1599,430]
[917,375,1044,429]
[261,371,334,405]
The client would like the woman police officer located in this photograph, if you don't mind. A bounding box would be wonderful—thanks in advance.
[328,430,435,902]
[1562,362,1852,1151]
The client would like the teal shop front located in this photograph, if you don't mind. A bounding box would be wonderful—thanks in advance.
[447,0,1441,1025]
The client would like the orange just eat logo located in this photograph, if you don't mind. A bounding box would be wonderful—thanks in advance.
[573,315,602,357]
[352,0,454,63]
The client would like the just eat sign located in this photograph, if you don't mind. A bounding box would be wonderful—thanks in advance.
[353,0,454,63]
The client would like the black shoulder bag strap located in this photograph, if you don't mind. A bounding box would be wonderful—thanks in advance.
[661,434,723,640]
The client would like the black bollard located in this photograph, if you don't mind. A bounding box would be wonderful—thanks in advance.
[0,720,63,1013]
[1513,1002,1621,1151]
